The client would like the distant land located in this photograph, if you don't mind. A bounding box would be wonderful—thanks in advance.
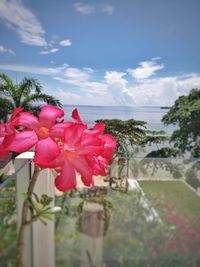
[160,106,171,109]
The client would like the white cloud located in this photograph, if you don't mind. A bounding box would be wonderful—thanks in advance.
[0,63,68,75]
[74,2,114,16]
[0,60,200,107]
[52,73,200,106]
[74,3,95,15]
[64,67,91,82]
[0,45,15,55]
[104,71,133,105]
[39,48,59,55]
[127,58,164,80]
[102,4,114,15]
[59,39,72,46]
[0,0,47,46]
[127,74,200,106]
[105,71,127,84]
[54,67,107,94]
[49,88,109,106]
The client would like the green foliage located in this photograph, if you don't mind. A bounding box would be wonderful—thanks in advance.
[141,130,168,146]
[0,73,62,122]
[25,193,60,225]
[162,88,200,158]
[96,118,146,156]
[0,97,14,122]
[0,187,17,266]
[145,147,180,158]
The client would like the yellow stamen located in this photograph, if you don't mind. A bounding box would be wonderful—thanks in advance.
[64,148,75,160]
[37,126,49,139]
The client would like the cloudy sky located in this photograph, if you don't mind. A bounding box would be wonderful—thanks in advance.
[0,0,200,106]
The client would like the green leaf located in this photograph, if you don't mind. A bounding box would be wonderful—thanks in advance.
[40,194,53,207]
[34,202,44,212]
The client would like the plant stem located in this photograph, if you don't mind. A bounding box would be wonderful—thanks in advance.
[16,164,40,267]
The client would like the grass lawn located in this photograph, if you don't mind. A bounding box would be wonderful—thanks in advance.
[138,180,200,221]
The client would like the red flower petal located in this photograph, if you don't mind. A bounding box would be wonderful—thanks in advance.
[0,137,8,157]
[17,112,39,129]
[55,161,76,192]
[102,134,117,150]
[50,122,73,139]
[72,156,93,187]
[93,122,105,134]
[3,131,38,153]
[34,137,61,167]
[71,108,83,124]
[64,124,86,146]
[10,107,23,121]
[39,105,64,128]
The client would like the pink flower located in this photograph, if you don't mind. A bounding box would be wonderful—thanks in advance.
[1,106,116,192]
[0,125,8,157]
[87,132,116,176]
[36,113,116,192]
[0,107,23,157]
[41,123,104,191]
[3,105,66,165]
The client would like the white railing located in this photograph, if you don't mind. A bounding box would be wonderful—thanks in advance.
[15,152,55,267]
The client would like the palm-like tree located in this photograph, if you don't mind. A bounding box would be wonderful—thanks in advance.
[0,73,62,122]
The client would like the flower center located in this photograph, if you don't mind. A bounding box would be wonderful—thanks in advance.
[37,126,49,139]
[64,148,75,160]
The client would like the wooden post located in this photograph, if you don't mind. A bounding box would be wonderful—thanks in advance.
[80,202,104,267]
[15,152,55,267]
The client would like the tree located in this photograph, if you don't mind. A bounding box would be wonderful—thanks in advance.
[162,88,200,158]
[96,118,147,157]
[95,118,168,190]
[96,118,168,157]
[0,73,62,122]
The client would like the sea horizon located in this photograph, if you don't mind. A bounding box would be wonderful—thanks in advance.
[63,104,171,108]
[62,104,175,135]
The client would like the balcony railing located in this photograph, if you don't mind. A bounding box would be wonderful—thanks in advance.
[0,153,200,267]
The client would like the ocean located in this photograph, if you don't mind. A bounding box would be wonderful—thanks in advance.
[63,105,176,135]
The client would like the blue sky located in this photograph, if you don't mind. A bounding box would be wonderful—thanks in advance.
[0,0,200,106]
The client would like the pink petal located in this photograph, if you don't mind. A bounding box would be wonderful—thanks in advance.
[83,123,105,136]
[81,134,102,146]
[43,152,65,168]
[87,156,107,176]
[17,112,39,129]
[39,105,64,128]
[50,122,73,139]
[55,161,76,192]
[93,122,105,134]
[33,137,61,167]
[10,107,23,121]
[78,144,103,156]
[101,134,116,160]
[3,131,38,153]
[0,148,8,157]
[102,134,117,150]
[64,124,86,147]
[0,137,8,157]
[72,156,93,187]
[78,135,104,155]
[71,108,83,124]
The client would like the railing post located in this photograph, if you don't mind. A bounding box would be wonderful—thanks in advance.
[80,202,104,267]
[15,152,55,267]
